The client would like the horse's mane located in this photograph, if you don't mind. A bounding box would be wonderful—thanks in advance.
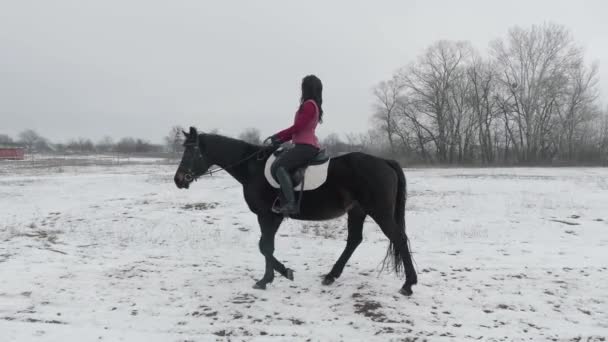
[203,133,262,146]
[200,133,262,158]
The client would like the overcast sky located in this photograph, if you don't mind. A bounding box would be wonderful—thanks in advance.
[1,0,606,143]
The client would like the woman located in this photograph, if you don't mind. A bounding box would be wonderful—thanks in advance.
[267,75,323,215]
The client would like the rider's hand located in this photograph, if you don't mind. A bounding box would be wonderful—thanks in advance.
[265,135,282,147]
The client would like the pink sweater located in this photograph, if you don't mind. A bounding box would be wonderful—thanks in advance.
[275,100,320,148]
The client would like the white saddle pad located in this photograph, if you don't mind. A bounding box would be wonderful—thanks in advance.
[264,153,330,191]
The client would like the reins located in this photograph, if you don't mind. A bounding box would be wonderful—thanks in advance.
[202,148,267,177]
[184,145,275,182]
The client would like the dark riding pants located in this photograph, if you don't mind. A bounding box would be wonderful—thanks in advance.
[271,144,319,180]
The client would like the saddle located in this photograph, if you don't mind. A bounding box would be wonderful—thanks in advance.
[264,147,330,191]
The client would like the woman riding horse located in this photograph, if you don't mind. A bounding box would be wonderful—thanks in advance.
[173,75,417,295]
[267,75,323,215]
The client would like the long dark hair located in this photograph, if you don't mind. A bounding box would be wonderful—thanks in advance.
[300,75,323,123]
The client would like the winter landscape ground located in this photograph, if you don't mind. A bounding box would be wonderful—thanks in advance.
[1,158,607,341]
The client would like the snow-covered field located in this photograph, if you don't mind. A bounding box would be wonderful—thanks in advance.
[1,160,607,341]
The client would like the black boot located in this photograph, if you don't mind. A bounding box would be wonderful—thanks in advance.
[274,167,299,216]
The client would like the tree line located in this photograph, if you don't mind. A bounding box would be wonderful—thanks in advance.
[0,126,262,155]
[3,24,605,164]
[0,130,164,154]
[0,125,365,158]
[371,23,607,165]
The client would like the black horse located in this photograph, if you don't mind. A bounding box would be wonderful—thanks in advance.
[174,127,417,296]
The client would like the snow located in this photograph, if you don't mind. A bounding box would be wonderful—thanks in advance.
[1,161,607,341]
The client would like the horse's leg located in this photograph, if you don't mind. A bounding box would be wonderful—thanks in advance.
[369,212,417,296]
[253,214,293,290]
[394,228,417,296]
[322,206,366,285]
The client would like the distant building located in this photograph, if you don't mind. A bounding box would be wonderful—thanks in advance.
[0,146,25,160]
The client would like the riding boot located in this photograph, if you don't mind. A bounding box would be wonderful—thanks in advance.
[275,167,298,215]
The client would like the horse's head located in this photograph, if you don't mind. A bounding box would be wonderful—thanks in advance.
[174,127,211,189]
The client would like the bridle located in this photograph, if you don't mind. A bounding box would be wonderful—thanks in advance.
[179,141,204,183]
[180,140,274,183]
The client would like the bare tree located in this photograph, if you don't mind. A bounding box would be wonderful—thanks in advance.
[491,23,582,162]
[165,126,185,153]
[344,130,389,155]
[115,138,137,153]
[67,138,96,153]
[371,23,605,165]
[321,133,366,156]
[135,139,161,153]
[467,57,499,163]
[597,107,608,165]
[116,137,161,153]
[447,65,477,163]
[53,143,67,153]
[395,98,434,161]
[373,77,403,155]
[555,61,600,160]
[32,139,53,152]
[18,129,44,152]
[96,136,115,153]
[395,40,474,163]
[238,128,262,145]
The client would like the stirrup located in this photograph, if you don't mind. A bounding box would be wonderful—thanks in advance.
[271,198,298,215]
[271,198,282,214]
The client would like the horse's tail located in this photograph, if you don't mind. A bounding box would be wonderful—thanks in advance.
[383,159,409,276]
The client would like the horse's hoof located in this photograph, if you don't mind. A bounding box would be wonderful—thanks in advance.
[322,275,335,286]
[285,268,294,281]
[252,282,267,290]
[399,286,413,296]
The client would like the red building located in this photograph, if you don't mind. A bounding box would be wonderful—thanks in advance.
[0,147,25,160]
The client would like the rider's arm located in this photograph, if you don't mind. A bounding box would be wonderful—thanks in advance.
[274,101,317,143]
